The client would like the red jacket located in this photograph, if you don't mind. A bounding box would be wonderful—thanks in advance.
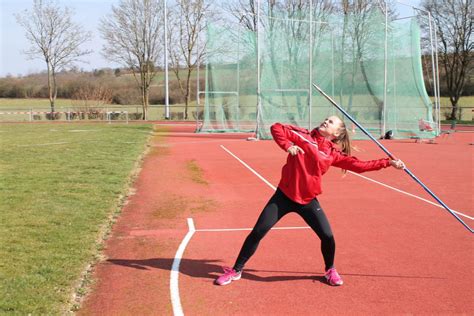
[271,123,391,204]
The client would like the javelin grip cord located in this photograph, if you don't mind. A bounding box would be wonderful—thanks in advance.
[312,83,473,234]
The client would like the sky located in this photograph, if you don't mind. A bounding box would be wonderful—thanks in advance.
[0,0,421,78]
[1,0,121,77]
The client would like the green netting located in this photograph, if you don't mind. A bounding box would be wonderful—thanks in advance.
[385,18,435,138]
[199,8,436,140]
[199,23,257,132]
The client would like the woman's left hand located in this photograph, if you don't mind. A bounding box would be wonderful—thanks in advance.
[390,159,405,169]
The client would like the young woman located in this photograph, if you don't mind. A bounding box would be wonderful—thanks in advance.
[215,116,405,286]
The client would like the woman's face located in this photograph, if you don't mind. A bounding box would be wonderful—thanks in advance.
[318,116,343,139]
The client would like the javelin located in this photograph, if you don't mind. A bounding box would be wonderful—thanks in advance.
[312,83,473,234]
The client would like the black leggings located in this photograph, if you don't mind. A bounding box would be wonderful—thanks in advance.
[233,188,335,272]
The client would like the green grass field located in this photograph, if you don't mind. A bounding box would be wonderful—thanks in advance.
[0,123,153,314]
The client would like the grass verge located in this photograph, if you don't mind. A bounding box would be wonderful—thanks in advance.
[0,122,153,314]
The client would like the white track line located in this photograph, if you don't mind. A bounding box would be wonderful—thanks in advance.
[220,145,277,190]
[170,218,195,316]
[348,171,473,220]
[196,226,311,232]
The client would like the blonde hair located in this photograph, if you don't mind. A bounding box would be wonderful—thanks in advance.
[331,119,351,173]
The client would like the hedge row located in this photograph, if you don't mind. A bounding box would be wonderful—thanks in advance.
[0,71,203,105]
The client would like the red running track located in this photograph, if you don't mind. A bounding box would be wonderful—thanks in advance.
[80,124,473,315]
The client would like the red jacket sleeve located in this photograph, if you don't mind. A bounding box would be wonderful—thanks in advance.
[270,123,309,152]
[331,149,391,173]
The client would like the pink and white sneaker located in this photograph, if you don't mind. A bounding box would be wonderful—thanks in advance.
[325,268,343,286]
[215,267,242,286]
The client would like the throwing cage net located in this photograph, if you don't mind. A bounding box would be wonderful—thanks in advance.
[198,6,437,140]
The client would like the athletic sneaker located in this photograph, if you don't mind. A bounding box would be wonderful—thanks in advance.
[215,267,242,286]
[325,268,343,286]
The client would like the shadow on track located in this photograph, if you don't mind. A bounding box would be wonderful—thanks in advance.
[107,258,444,284]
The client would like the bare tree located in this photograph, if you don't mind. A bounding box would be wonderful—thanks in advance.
[100,0,164,120]
[15,0,91,113]
[332,0,397,122]
[226,0,258,32]
[421,0,473,120]
[71,85,113,114]
[168,0,214,119]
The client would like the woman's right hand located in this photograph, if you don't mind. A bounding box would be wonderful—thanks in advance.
[390,159,405,169]
[287,145,305,156]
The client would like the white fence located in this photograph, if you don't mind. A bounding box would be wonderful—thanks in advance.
[0,109,129,123]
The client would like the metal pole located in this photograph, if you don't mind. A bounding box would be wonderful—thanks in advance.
[164,0,170,119]
[308,0,313,130]
[427,13,439,133]
[203,55,210,125]
[432,19,441,134]
[331,30,335,99]
[313,83,473,234]
[237,26,241,131]
[196,14,201,130]
[382,0,388,137]
[255,0,262,139]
